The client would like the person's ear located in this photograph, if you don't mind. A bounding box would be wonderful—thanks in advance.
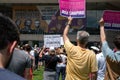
[7,41,17,55]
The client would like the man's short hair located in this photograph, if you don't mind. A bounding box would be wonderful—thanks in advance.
[25,44,32,52]
[113,35,120,49]
[77,31,89,45]
[0,14,20,50]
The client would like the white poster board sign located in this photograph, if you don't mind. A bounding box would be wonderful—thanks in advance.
[60,37,64,45]
[44,35,61,48]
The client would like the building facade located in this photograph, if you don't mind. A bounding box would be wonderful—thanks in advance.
[0,0,120,47]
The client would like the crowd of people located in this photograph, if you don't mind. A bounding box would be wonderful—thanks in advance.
[0,13,120,80]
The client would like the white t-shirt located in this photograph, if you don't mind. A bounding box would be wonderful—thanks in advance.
[56,54,67,67]
[30,50,35,57]
[96,52,106,80]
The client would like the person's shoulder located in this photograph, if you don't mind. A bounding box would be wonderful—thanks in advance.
[0,68,25,80]
[42,54,49,58]
[61,54,67,57]
[13,49,30,60]
[72,45,80,50]
[30,50,35,55]
[102,40,108,45]
[64,40,74,47]
[14,48,27,55]
[22,51,30,57]
[86,49,95,55]
[97,52,103,56]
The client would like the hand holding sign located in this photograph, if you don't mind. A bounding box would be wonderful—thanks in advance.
[67,16,73,25]
[68,16,73,21]
[99,18,104,27]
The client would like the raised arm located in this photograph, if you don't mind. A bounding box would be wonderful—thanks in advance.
[39,46,45,58]
[63,17,72,42]
[99,18,106,43]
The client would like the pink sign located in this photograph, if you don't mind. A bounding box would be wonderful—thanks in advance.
[59,0,86,18]
[103,10,120,30]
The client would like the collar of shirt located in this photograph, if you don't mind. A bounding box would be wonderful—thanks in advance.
[115,51,120,55]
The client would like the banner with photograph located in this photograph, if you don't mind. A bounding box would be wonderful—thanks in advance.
[59,0,86,18]
[103,10,120,30]
[48,10,86,34]
[44,35,61,48]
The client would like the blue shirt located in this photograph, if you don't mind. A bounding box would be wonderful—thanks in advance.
[0,68,25,80]
[102,41,120,62]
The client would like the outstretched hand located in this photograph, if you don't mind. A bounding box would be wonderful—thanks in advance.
[99,18,106,42]
[68,16,73,21]
[99,18,104,26]
[43,45,46,50]
[67,16,73,24]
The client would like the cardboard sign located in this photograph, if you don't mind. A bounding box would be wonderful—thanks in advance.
[103,10,120,30]
[59,0,86,18]
[44,35,61,48]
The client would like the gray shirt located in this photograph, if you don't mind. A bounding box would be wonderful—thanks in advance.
[7,48,31,77]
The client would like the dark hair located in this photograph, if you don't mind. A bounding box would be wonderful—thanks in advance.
[113,35,120,50]
[25,44,32,52]
[0,14,20,50]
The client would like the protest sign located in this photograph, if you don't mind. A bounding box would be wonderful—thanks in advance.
[103,10,120,30]
[44,35,61,48]
[103,10,120,48]
[60,37,64,45]
[59,0,86,18]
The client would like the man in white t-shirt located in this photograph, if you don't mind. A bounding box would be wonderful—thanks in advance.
[91,46,106,80]
[96,52,106,80]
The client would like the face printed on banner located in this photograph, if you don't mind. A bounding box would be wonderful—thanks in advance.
[77,19,83,26]
[35,20,40,27]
